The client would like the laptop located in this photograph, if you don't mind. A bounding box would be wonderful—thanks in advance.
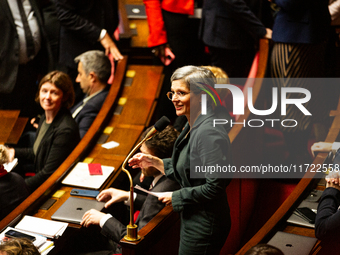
[51,197,105,224]
[267,231,317,255]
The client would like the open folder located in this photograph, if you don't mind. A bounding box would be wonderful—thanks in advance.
[62,162,114,189]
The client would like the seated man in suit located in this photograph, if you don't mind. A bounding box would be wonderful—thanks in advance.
[70,50,112,138]
[65,125,180,254]
[315,151,340,254]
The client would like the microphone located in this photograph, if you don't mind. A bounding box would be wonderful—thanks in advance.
[144,116,170,140]
[120,116,170,241]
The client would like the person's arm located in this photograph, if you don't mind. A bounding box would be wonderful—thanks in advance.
[25,126,80,191]
[143,0,167,48]
[54,0,123,60]
[222,0,268,40]
[329,0,340,20]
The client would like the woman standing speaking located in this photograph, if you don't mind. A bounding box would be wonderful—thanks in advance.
[129,66,232,255]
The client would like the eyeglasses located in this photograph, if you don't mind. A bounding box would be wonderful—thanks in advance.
[166,91,189,100]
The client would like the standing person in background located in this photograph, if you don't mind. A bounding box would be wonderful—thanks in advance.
[7,71,80,192]
[0,0,53,118]
[144,0,208,122]
[270,0,331,165]
[129,66,233,255]
[54,0,123,104]
[200,0,272,78]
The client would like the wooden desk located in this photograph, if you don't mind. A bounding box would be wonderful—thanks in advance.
[0,110,28,144]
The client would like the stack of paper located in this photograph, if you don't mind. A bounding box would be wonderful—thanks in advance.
[0,227,54,254]
[15,215,68,239]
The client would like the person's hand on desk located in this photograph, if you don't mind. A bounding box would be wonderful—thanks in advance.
[81,209,105,227]
[97,188,129,208]
[311,142,333,157]
[158,192,173,207]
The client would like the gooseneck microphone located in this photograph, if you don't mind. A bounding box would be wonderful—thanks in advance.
[144,116,171,140]
[121,116,170,241]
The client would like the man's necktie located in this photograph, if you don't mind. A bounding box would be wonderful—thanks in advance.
[16,0,35,59]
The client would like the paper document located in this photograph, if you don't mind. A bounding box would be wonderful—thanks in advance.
[3,158,18,172]
[134,185,167,197]
[15,216,68,239]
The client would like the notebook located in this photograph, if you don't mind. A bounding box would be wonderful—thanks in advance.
[267,231,317,255]
[51,197,104,224]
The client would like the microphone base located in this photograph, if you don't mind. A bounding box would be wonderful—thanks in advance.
[124,224,141,241]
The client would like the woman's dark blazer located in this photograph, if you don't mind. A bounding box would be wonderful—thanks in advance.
[15,107,80,191]
[272,0,330,44]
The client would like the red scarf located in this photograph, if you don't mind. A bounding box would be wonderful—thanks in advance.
[0,165,7,177]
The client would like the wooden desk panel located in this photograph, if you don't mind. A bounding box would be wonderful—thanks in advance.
[7,117,28,144]
[122,66,163,100]
[117,99,154,126]
[87,125,144,158]
[0,110,20,144]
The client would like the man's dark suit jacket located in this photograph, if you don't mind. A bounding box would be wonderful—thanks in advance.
[54,0,119,70]
[0,0,52,93]
[70,86,109,138]
[199,0,267,50]
[100,176,180,243]
[272,0,330,44]
[0,172,30,221]
[15,108,80,191]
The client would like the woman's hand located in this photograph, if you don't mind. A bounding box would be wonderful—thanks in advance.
[128,153,165,175]
[158,192,173,206]
[97,188,129,208]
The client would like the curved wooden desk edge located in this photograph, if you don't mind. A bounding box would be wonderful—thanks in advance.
[119,39,270,253]
[0,57,128,231]
[236,95,340,255]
